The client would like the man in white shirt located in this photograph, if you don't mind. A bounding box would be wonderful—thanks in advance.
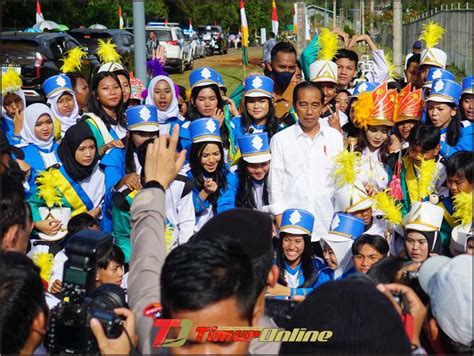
[268,82,344,240]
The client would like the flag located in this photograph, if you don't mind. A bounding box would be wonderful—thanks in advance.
[293,3,297,35]
[240,0,249,66]
[271,0,279,36]
[118,6,124,30]
[36,0,44,24]
[189,18,193,31]
[214,20,218,27]
[165,18,168,26]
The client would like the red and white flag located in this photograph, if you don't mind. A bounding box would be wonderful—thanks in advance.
[118,6,124,29]
[36,0,44,24]
[189,18,193,31]
[271,0,278,36]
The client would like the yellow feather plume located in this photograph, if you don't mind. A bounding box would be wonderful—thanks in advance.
[453,192,473,226]
[32,252,54,283]
[417,158,438,200]
[60,46,87,74]
[419,21,445,49]
[2,65,23,95]
[333,150,361,187]
[384,52,399,80]
[317,28,339,61]
[165,223,175,254]
[352,91,374,129]
[97,38,121,63]
[36,170,63,208]
[374,190,403,225]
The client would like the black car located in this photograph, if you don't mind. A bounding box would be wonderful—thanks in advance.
[1,31,100,102]
[197,25,228,55]
[69,29,134,70]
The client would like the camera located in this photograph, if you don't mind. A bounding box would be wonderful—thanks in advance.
[46,230,126,354]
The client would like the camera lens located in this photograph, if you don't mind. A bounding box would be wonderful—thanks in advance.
[89,284,127,310]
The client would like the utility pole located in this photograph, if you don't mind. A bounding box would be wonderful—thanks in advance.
[132,0,147,84]
[296,2,306,56]
[361,0,365,34]
[333,0,337,28]
[393,0,403,76]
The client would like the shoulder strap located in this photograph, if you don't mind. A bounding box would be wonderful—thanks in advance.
[175,175,195,198]
[112,187,133,211]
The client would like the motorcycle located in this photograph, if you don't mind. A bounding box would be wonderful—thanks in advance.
[202,33,214,57]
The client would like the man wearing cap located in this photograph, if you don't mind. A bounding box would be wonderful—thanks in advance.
[405,40,422,71]
[419,255,473,354]
[268,81,344,240]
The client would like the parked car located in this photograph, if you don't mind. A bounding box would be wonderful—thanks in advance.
[68,28,134,70]
[145,22,193,73]
[184,31,205,59]
[1,31,99,102]
[197,25,228,55]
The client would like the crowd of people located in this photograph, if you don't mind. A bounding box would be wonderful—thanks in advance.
[1,23,473,354]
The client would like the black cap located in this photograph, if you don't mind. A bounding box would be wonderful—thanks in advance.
[0,130,24,159]
[194,208,273,261]
[413,40,422,49]
[279,279,411,354]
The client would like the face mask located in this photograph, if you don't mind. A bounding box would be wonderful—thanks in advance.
[272,71,294,91]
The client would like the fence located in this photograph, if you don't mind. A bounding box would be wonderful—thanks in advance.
[383,5,474,75]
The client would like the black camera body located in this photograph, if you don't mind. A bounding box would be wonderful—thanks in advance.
[46,230,126,354]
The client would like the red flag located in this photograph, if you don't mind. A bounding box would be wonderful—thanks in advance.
[165,18,168,26]
[36,0,44,24]
[271,0,279,35]
[214,20,218,26]
[118,5,124,29]
[189,18,193,31]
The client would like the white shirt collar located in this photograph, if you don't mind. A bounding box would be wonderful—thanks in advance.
[295,122,325,140]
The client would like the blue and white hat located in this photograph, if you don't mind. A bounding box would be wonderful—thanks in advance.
[423,68,455,89]
[280,209,315,236]
[189,118,221,143]
[461,76,474,95]
[189,67,220,89]
[43,74,73,98]
[216,73,226,89]
[427,79,462,105]
[351,81,379,97]
[126,105,159,132]
[237,133,271,164]
[324,213,365,241]
[244,75,274,98]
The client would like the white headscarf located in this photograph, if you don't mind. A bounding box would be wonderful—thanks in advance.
[145,75,179,123]
[321,237,355,279]
[47,90,79,135]
[21,103,56,149]
[2,89,26,119]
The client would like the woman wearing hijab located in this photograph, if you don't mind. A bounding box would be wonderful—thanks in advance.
[2,66,26,144]
[29,121,105,223]
[145,75,186,130]
[43,74,80,137]
[403,201,444,263]
[316,213,365,287]
[20,103,61,192]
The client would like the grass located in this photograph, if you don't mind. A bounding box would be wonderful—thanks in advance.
[169,47,263,94]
